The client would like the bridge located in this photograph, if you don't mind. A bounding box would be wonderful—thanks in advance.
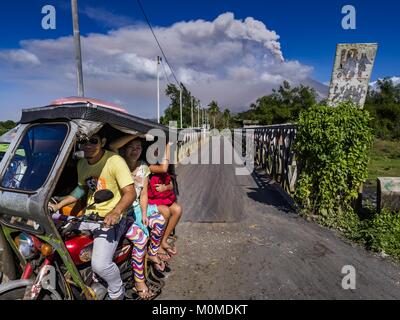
[158,126,400,299]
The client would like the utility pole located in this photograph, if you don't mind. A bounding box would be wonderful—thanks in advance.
[179,84,183,129]
[197,103,200,128]
[156,56,161,123]
[191,97,194,128]
[71,0,84,97]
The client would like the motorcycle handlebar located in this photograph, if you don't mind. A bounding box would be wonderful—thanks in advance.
[58,213,106,237]
[66,213,105,224]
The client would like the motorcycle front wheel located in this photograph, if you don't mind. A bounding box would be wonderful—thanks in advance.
[0,285,62,300]
[0,287,27,300]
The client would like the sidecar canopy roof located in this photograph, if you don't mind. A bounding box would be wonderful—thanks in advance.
[19,97,171,138]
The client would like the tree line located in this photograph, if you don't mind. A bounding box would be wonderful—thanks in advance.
[237,78,400,140]
[161,83,232,129]
[0,78,398,140]
[0,121,17,137]
[160,78,399,141]
[364,79,400,140]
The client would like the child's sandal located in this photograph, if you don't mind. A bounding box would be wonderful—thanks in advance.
[157,251,171,262]
[165,245,178,256]
[148,254,166,271]
[133,286,155,300]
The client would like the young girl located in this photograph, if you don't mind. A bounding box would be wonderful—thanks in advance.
[148,143,183,261]
[110,135,167,299]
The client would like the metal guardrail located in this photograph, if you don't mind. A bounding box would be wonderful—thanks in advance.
[175,128,208,163]
[235,124,299,196]
[173,125,299,196]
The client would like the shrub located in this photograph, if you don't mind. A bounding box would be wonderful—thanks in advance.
[358,209,400,258]
[294,102,374,229]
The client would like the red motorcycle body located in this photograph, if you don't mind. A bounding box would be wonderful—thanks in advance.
[65,234,132,266]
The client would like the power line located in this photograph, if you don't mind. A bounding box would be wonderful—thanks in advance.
[136,0,180,87]
[160,57,172,85]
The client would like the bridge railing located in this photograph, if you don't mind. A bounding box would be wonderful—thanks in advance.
[235,124,299,196]
[175,128,209,163]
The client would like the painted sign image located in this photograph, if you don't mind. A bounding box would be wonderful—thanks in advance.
[328,43,378,108]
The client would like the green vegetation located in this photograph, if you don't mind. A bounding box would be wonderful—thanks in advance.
[367,139,400,181]
[236,80,317,125]
[161,84,200,128]
[365,78,400,140]
[354,208,400,259]
[208,100,220,129]
[233,77,400,141]
[293,102,400,260]
[0,121,16,136]
[161,83,232,129]
[294,102,374,230]
[0,143,9,153]
[162,77,400,135]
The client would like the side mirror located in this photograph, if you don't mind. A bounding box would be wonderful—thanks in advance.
[93,189,114,204]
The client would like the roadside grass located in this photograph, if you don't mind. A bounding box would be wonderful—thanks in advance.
[341,138,400,260]
[366,139,400,186]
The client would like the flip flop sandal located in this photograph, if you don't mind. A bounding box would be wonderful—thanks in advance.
[168,234,178,242]
[165,246,178,256]
[147,274,165,293]
[148,256,166,272]
[157,251,172,262]
[132,286,156,300]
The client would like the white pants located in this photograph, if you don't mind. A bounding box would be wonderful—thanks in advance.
[78,218,126,299]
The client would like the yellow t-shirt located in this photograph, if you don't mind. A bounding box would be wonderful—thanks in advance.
[77,150,134,217]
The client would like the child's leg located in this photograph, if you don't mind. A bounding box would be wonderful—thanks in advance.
[125,224,153,298]
[161,203,182,253]
[157,205,171,221]
[146,212,166,270]
[148,212,166,255]
[126,224,147,282]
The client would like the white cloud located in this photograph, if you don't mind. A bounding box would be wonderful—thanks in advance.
[118,53,158,78]
[177,67,217,85]
[370,76,400,89]
[81,7,135,29]
[0,49,41,67]
[260,73,285,84]
[0,12,315,120]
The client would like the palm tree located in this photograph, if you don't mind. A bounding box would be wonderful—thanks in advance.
[208,100,220,129]
[222,109,231,128]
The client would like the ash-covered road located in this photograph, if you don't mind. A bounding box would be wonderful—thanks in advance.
[158,138,400,299]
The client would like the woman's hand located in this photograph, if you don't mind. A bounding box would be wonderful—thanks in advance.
[155,184,166,192]
[142,215,149,227]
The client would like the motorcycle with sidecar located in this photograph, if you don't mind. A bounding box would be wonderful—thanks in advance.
[0,97,174,300]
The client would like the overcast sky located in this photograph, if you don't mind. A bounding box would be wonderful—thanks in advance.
[0,0,399,121]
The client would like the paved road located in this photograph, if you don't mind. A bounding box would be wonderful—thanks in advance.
[158,137,400,299]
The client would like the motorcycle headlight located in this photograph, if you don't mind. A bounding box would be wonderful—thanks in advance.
[15,233,38,259]
[79,244,93,263]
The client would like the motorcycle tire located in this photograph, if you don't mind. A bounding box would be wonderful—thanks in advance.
[0,287,27,300]
[0,286,62,300]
